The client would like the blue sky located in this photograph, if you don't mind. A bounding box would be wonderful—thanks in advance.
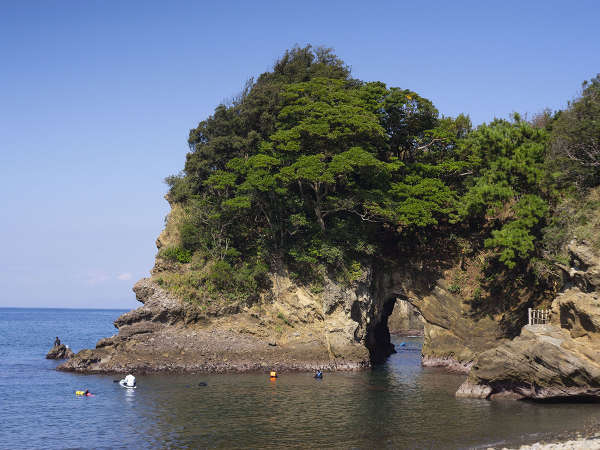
[0,1,598,308]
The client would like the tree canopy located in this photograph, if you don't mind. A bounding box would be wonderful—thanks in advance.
[549,74,600,188]
[163,45,575,296]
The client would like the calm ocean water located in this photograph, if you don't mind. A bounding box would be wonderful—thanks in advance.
[1,307,599,449]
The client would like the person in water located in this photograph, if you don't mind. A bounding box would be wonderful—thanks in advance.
[84,390,93,397]
[123,374,136,387]
[314,370,323,379]
[54,337,61,347]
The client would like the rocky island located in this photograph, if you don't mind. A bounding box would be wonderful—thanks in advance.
[60,47,600,401]
[46,343,74,360]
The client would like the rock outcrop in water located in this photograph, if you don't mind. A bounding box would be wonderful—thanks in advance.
[457,241,600,400]
[59,201,514,375]
[65,199,600,389]
[59,275,373,373]
[63,233,600,402]
[46,344,74,360]
[59,254,504,374]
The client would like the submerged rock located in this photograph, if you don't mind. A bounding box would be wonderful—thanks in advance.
[46,344,74,360]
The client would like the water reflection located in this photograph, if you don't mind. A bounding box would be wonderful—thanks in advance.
[124,388,136,403]
[14,309,600,448]
[118,337,600,449]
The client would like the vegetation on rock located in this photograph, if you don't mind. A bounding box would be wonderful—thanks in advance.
[162,45,599,305]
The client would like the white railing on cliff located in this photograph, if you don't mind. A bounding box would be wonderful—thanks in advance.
[528,308,550,325]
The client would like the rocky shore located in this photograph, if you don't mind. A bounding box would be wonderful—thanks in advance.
[60,238,600,407]
[512,437,600,450]
[58,252,496,376]
[458,241,600,400]
[46,344,74,360]
[503,426,600,449]
[58,277,371,374]
[60,183,600,402]
[61,188,513,376]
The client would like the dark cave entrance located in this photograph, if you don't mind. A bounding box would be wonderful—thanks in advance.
[366,297,397,364]
[365,296,425,365]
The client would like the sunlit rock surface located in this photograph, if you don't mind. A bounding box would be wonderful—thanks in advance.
[458,240,600,400]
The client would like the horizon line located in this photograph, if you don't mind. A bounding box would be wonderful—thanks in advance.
[0,306,132,311]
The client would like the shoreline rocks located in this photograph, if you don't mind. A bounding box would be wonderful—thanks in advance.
[422,355,472,374]
[60,237,600,400]
[457,240,600,401]
[513,437,600,450]
[59,198,510,376]
[58,259,496,376]
[46,344,74,360]
[58,323,371,374]
[58,278,372,374]
[58,256,509,376]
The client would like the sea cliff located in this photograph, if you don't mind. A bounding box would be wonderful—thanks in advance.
[457,240,600,400]
[60,206,511,375]
[60,225,600,402]
[59,50,600,401]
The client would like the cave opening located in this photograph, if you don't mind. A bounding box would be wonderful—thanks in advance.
[366,297,397,364]
[365,296,425,365]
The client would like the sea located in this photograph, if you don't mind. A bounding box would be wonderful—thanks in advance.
[1,307,599,449]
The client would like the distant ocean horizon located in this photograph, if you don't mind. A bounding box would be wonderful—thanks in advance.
[0,306,131,311]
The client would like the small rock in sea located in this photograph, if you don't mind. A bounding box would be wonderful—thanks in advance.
[46,344,75,360]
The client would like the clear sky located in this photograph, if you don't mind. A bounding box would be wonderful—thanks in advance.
[0,1,598,309]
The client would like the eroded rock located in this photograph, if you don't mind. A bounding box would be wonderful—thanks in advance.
[457,241,600,400]
[46,344,74,360]
[388,298,424,335]
[59,275,374,374]
[58,199,519,376]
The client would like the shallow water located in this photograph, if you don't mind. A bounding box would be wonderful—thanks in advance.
[1,307,598,448]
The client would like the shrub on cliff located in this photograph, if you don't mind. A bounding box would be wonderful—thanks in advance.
[158,246,192,264]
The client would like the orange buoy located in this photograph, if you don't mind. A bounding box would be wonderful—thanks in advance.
[270,371,277,378]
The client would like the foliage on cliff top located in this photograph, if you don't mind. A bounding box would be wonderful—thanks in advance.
[162,46,594,299]
[548,74,600,189]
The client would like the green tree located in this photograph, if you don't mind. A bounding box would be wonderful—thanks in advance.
[458,117,550,267]
[550,74,600,188]
[269,78,390,231]
[162,45,564,302]
[381,88,439,161]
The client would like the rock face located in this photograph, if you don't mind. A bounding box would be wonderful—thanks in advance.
[59,262,503,374]
[46,344,74,360]
[457,240,600,400]
[388,299,424,335]
[59,196,600,398]
[374,269,504,372]
[59,201,506,375]
[59,277,372,374]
